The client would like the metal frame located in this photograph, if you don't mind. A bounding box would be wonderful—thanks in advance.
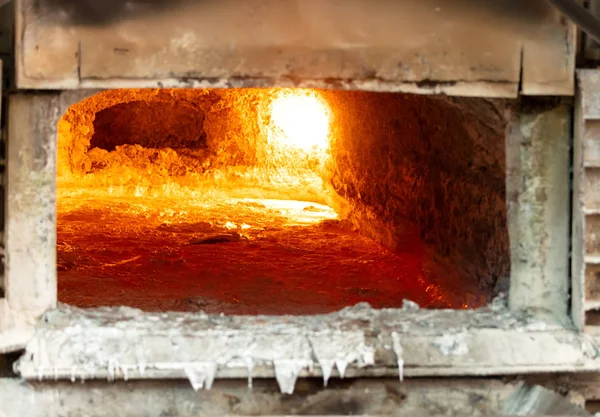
[573,69,600,333]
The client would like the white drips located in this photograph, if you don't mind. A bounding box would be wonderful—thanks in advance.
[319,359,335,387]
[398,358,404,382]
[17,299,579,393]
[135,343,146,376]
[273,359,308,395]
[362,346,375,366]
[37,337,50,382]
[107,359,116,382]
[245,357,254,389]
[308,332,375,387]
[184,362,217,391]
[335,359,348,379]
[391,332,404,382]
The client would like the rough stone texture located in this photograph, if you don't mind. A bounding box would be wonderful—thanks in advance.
[0,377,529,417]
[57,89,510,303]
[90,100,207,151]
[525,373,600,402]
[323,92,509,298]
[58,89,232,180]
[503,384,589,416]
[16,300,598,387]
[0,93,60,353]
[16,0,575,96]
[505,99,570,316]
[5,93,58,312]
[57,88,330,207]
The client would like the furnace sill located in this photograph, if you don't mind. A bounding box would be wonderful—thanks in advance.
[14,301,600,392]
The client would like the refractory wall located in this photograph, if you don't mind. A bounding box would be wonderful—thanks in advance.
[58,89,510,303]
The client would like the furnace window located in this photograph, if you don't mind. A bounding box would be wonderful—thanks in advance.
[56,89,509,315]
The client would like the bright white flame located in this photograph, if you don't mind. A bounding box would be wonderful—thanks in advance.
[269,91,331,153]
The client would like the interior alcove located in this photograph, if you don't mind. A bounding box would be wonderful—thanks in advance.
[56,88,509,315]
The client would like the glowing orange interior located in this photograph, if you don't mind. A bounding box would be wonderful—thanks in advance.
[57,88,509,314]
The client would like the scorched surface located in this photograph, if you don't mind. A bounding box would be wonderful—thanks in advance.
[57,196,475,314]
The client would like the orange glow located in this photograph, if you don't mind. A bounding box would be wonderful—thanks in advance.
[57,89,333,205]
[55,88,477,315]
[268,90,331,154]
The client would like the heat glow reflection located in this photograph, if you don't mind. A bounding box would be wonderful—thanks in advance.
[55,88,464,315]
[268,90,331,154]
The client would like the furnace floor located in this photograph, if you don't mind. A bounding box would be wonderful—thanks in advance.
[57,196,484,314]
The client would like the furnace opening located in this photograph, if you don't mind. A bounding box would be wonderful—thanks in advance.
[57,89,509,315]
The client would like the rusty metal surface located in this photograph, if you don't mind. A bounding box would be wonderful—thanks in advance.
[574,70,600,334]
[15,0,575,96]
